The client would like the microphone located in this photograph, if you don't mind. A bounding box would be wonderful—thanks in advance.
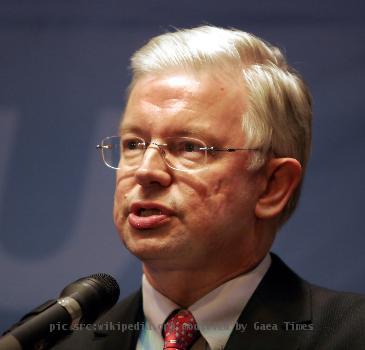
[0,273,120,350]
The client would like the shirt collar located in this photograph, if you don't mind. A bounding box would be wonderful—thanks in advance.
[142,254,271,350]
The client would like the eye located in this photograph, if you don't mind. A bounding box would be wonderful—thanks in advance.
[121,136,145,159]
[183,141,198,152]
[173,140,204,154]
[121,138,143,149]
[126,139,139,150]
[168,138,206,162]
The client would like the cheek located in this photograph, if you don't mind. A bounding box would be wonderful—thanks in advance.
[201,179,227,211]
[113,173,134,220]
[198,175,258,225]
[180,176,235,220]
[210,181,243,218]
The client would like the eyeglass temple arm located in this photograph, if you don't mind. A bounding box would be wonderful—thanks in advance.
[95,143,258,152]
[203,147,259,152]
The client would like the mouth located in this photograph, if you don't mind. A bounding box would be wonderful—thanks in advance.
[139,208,163,217]
[128,202,173,230]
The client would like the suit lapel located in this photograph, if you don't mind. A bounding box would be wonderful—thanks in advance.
[87,254,312,350]
[225,254,312,350]
[91,289,144,350]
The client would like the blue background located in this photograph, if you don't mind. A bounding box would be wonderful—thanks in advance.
[1,0,364,331]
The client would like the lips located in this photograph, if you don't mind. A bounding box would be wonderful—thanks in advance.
[128,202,173,230]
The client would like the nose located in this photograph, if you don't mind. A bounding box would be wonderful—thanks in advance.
[134,145,172,187]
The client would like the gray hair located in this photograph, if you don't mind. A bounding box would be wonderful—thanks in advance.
[128,25,312,224]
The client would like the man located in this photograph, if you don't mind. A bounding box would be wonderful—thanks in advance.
[55,26,365,349]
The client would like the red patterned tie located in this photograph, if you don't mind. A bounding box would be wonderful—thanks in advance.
[163,309,200,350]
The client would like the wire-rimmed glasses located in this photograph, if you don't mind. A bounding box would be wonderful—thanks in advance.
[96,136,259,172]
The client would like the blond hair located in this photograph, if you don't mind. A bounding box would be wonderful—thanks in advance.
[129,25,312,223]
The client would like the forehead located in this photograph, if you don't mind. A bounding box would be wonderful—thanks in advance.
[121,71,247,140]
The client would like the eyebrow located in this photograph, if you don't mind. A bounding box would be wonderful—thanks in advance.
[119,124,222,144]
[119,125,144,135]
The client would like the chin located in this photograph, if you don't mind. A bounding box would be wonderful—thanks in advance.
[125,243,170,262]
[120,228,162,256]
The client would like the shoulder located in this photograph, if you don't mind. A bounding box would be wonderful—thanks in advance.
[259,254,365,349]
[304,283,365,349]
[310,282,365,316]
[51,289,143,350]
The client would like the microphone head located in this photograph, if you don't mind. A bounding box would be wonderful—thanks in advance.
[86,273,120,307]
[60,273,120,323]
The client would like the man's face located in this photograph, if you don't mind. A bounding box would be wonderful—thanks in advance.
[114,71,266,271]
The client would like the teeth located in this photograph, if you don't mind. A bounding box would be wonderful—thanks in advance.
[139,208,162,217]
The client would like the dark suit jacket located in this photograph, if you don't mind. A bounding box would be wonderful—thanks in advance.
[53,254,365,349]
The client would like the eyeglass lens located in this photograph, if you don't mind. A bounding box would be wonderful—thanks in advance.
[101,136,208,171]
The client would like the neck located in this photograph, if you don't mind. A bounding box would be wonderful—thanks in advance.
[143,250,268,308]
[142,221,275,307]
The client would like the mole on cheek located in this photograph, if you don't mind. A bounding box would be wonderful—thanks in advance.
[211,179,223,194]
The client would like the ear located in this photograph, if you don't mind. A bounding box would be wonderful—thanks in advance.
[255,158,302,219]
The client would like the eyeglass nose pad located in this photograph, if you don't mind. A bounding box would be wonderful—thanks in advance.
[139,142,168,170]
[150,142,166,157]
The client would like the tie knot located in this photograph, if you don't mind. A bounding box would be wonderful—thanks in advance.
[163,309,200,350]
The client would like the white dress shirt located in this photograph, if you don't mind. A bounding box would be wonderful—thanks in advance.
[136,254,271,350]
